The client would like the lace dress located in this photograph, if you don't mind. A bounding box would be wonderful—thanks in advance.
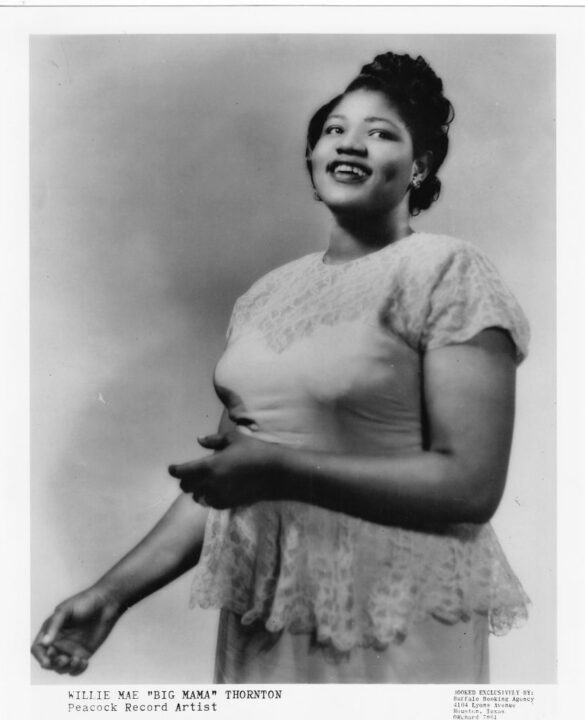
[190,233,530,682]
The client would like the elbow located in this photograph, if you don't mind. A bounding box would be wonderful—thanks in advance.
[458,473,506,524]
[434,447,508,524]
[465,498,498,524]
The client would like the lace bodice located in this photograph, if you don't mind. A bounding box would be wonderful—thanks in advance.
[190,233,530,650]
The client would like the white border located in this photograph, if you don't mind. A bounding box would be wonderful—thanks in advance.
[1,4,582,719]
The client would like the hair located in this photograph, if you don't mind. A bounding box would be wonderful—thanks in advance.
[305,52,455,216]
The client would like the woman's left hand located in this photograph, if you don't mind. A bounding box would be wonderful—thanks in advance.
[168,429,282,509]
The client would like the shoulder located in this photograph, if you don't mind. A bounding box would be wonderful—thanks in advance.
[396,233,488,275]
[393,232,513,301]
[398,231,523,310]
[382,233,530,362]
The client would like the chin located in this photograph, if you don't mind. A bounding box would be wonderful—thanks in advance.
[323,196,391,217]
[320,188,367,210]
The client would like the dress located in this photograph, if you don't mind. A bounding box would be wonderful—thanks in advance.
[190,232,530,683]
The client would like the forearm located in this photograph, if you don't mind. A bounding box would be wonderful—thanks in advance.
[277,446,506,527]
[92,493,208,612]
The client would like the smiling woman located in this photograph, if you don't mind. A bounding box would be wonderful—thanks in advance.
[171,56,528,684]
[30,37,554,685]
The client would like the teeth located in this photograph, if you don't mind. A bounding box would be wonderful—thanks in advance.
[333,163,367,178]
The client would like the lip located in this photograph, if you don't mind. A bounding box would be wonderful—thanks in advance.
[326,160,372,183]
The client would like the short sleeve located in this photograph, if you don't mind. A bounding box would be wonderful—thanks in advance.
[224,268,280,343]
[225,292,260,342]
[225,296,242,342]
[420,243,530,364]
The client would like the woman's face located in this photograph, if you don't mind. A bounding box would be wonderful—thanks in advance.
[310,89,417,216]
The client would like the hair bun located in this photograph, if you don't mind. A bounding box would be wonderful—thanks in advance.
[360,53,443,93]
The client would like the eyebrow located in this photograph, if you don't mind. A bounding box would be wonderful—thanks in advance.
[326,113,403,130]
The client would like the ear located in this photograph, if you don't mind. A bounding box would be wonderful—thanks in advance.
[412,151,433,183]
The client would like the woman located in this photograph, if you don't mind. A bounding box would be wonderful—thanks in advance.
[31,51,529,683]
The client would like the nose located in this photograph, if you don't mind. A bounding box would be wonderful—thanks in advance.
[335,131,367,157]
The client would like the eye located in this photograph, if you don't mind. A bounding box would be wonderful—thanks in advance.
[323,124,344,136]
[368,129,394,140]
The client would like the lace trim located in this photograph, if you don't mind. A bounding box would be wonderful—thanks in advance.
[191,504,529,651]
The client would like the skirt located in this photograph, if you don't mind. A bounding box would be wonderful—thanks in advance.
[214,609,490,684]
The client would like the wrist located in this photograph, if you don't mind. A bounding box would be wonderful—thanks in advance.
[90,579,130,618]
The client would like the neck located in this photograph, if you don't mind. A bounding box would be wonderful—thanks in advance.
[324,207,413,264]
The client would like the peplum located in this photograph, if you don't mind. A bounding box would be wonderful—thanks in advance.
[190,232,530,653]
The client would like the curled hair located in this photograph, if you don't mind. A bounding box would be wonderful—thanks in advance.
[306,52,455,215]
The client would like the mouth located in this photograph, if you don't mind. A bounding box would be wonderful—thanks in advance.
[327,160,372,182]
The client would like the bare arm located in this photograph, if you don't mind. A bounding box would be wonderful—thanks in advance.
[172,329,517,527]
[31,411,235,675]
[94,492,208,611]
[31,493,207,675]
[91,406,235,607]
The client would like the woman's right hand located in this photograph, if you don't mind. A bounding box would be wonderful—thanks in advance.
[31,586,124,676]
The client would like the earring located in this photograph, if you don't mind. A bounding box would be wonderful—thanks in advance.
[410,176,422,190]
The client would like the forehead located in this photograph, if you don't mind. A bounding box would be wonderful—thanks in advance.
[328,89,405,125]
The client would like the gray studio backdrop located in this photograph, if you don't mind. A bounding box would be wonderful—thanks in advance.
[31,35,555,683]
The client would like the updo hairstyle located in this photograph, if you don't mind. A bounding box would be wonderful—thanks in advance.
[306,52,455,216]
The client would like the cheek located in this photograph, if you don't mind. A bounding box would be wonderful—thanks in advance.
[310,143,328,178]
[380,155,413,185]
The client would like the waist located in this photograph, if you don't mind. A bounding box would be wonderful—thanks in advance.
[230,415,422,454]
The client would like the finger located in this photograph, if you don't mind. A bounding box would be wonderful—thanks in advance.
[235,423,259,435]
[53,652,73,674]
[70,658,89,676]
[41,606,71,646]
[31,623,51,664]
[203,489,229,510]
[168,459,208,480]
[31,641,53,669]
[179,478,204,495]
[193,494,209,507]
[47,645,64,670]
[68,655,89,676]
[197,433,229,450]
[31,617,53,650]
[53,637,91,659]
